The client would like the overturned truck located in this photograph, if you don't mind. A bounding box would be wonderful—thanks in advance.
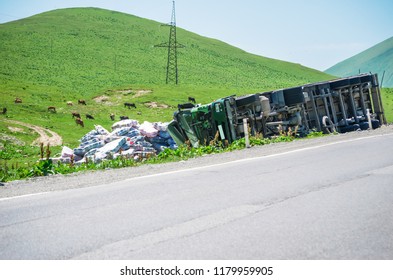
[168,73,386,147]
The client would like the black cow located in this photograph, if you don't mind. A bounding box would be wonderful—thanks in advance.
[124,102,137,109]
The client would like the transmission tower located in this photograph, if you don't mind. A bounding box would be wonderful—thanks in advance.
[155,1,184,84]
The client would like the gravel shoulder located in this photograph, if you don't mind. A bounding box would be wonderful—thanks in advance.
[1,125,392,199]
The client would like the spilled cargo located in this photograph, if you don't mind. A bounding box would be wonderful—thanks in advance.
[57,121,178,165]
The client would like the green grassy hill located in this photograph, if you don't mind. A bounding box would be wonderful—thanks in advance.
[325,36,393,88]
[0,7,333,155]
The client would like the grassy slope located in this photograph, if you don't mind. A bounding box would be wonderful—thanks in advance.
[1,7,335,161]
[325,36,393,88]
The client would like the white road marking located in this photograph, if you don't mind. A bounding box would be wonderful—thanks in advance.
[0,192,50,202]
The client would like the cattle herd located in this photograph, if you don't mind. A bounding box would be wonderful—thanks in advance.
[2,96,187,128]
[2,96,198,129]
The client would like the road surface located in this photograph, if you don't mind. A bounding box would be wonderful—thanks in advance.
[0,133,392,259]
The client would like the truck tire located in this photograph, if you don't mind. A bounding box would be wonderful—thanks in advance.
[322,116,336,134]
[359,122,369,130]
[235,94,259,107]
[338,124,360,133]
[371,120,380,129]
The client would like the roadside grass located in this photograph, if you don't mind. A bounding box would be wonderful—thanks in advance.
[0,134,299,182]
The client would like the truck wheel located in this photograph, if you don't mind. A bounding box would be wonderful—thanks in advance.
[371,120,380,129]
[322,116,336,134]
[338,124,360,133]
[359,122,369,130]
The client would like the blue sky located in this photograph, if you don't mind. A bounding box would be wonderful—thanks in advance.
[0,0,392,70]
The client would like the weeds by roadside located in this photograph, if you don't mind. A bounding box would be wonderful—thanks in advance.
[0,133,306,183]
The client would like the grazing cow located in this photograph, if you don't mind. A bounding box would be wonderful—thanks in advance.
[67,101,73,106]
[75,117,84,128]
[47,106,56,113]
[124,102,136,109]
[78,99,87,105]
[14,98,22,103]
[110,113,115,121]
[85,114,94,120]
[119,116,129,120]
[71,112,81,119]
[0,108,7,114]
[188,96,196,103]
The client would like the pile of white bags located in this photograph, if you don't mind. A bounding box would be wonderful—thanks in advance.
[58,121,177,164]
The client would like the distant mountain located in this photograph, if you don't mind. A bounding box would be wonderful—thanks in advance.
[325,36,393,87]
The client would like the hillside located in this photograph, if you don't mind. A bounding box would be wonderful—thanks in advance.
[325,36,393,87]
[0,8,333,93]
[0,7,333,151]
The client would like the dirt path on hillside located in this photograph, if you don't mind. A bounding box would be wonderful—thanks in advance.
[4,120,63,146]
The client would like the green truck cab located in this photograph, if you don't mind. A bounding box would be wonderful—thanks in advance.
[167,95,263,147]
[168,97,238,147]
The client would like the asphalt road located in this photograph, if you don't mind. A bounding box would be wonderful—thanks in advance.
[1,133,392,259]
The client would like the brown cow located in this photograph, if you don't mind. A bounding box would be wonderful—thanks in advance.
[47,106,56,113]
[14,98,22,103]
[78,99,87,105]
[75,117,84,128]
[71,112,81,119]
[67,101,73,106]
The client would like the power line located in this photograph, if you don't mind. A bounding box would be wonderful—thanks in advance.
[154,1,185,85]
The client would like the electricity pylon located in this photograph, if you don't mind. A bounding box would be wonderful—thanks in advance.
[155,1,184,84]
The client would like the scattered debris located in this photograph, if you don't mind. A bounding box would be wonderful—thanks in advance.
[56,120,177,165]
